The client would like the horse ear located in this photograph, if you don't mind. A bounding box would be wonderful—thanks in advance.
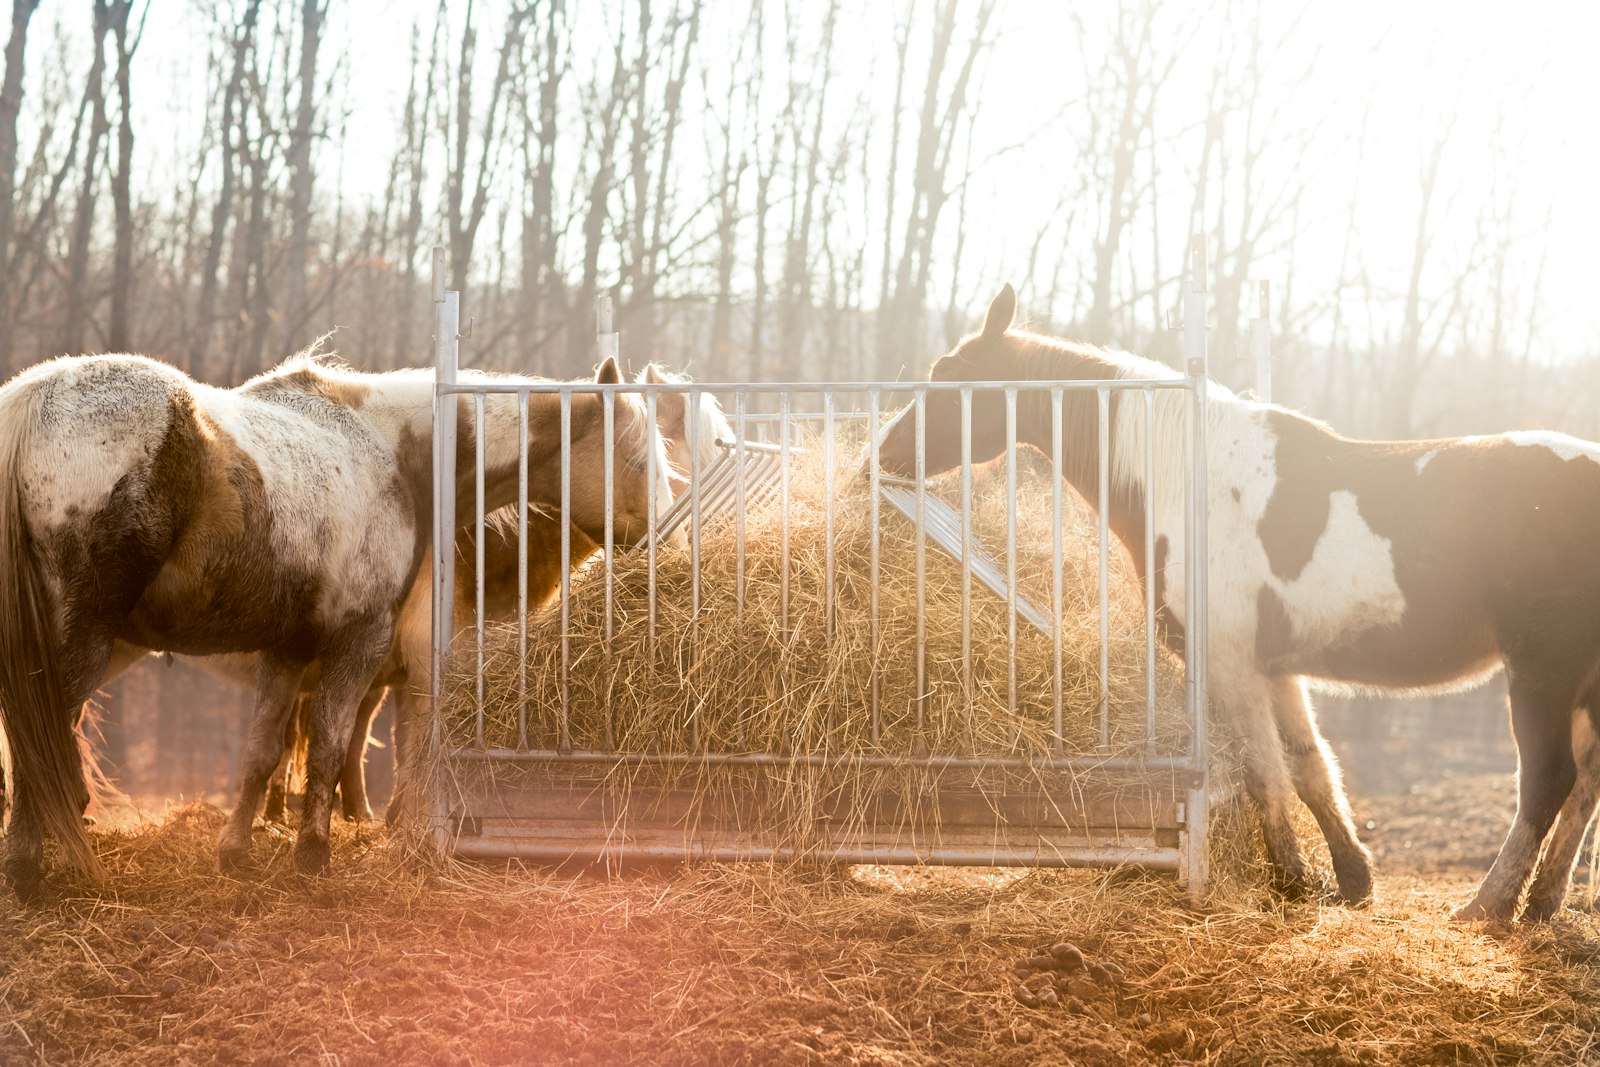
[596,356,621,385]
[638,363,667,385]
[982,284,1017,340]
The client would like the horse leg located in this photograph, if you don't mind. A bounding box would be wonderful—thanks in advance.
[1520,706,1600,921]
[1220,670,1313,898]
[261,701,301,825]
[217,655,306,870]
[1271,675,1373,904]
[294,622,392,874]
[385,685,421,829]
[1454,671,1580,921]
[338,685,386,822]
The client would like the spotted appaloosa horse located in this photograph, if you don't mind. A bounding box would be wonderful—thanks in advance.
[165,362,728,828]
[877,284,1600,922]
[0,351,670,898]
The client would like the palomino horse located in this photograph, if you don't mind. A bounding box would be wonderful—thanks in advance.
[210,363,728,825]
[877,285,1600,922]
[0,352,669,897]
[377,363,731,823]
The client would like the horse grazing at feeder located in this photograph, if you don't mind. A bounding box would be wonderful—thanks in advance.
[234,362,729,826]
[877,284,1600,923]
[0,351,670,898]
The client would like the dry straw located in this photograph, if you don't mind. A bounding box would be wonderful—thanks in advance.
[435,436,1215,856]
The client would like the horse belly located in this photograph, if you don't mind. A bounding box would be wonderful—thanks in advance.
[121,573,314,658]
[1295,620,1502,692]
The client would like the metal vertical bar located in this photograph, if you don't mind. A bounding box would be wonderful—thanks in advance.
[516,393,529,752]
[1251,280,1272,402]
[474,393,486,746]
[1005,388,1018,725]
[823,391,835,642]
[1184,233,1212,900]
[429,251,457,762]
[960,387,974,732]
[1051,387,1064,755]
[779,391,791,637]
[868,390,882,743]
[559,388,572,754]
[603,391,615,646]
[914,391,927,735]
[596,294,618,363]
[689,386,702,750]
[1097,387,1111,751]
[734,390,747,621]
[1144,388,1157,750]
[646,390,658,648]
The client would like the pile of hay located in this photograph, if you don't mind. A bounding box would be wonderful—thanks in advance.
[443,438,1187,760]
[433,436,1207,856]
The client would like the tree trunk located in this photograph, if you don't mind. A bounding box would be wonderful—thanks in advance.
[106,0,139,352]
[62,0,112,358]
[0,0,41,365]
[284,0,325,352]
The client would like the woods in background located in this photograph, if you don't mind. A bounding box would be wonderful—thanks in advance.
[0,0,1579,439]
[0,0,1576,799]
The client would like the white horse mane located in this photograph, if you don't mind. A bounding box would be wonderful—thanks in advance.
[635,362,733,475]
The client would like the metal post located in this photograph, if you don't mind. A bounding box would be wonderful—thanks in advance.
[1250,280,1272,402]
[597,294,618,365]
[429,246,459,847]
[1183,234,1211,901]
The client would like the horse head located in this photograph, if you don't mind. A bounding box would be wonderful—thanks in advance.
[636,363,733,495]
[561,357,677,549]
[877,284,1023,479]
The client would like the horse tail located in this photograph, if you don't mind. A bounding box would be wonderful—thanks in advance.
[289,696,313,795]
[0,386,106,881]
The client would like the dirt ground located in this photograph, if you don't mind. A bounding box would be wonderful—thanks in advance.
[2,768,1599,1066]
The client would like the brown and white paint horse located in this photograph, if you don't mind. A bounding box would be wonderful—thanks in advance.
[878,285,1600,922]
[0,351,669,898]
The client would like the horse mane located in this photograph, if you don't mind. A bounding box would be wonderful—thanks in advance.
[635,362,732,473]
[999,330,1257,524]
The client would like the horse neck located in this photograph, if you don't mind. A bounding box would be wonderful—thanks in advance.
[1008,341,1161,572]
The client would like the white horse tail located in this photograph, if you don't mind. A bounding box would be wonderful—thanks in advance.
[0,385,106,882]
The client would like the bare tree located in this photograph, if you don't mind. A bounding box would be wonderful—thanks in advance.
[283,0,328,351]
[0,0,40,362]
[106,0,143,353]
[192,0,263,372]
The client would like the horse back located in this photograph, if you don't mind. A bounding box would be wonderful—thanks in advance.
[1248,411,1600,686]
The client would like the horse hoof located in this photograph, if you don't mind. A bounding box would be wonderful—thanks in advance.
[4,863,44,903]
[217,844,252,874]
[1270,869,1319,903]
[1451,898,1511,923]
[1335,871,1374,908]
[293,837,331,875]
[1519,897,1562,923]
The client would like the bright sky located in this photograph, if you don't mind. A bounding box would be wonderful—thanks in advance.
[27,0,1600,358]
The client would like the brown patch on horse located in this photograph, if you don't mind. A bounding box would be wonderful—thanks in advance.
[268,365,371,409]
[122,405,301,655]
[1257,410,1331,582]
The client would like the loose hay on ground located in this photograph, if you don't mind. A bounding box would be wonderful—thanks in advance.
[4,788,1600,1066]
